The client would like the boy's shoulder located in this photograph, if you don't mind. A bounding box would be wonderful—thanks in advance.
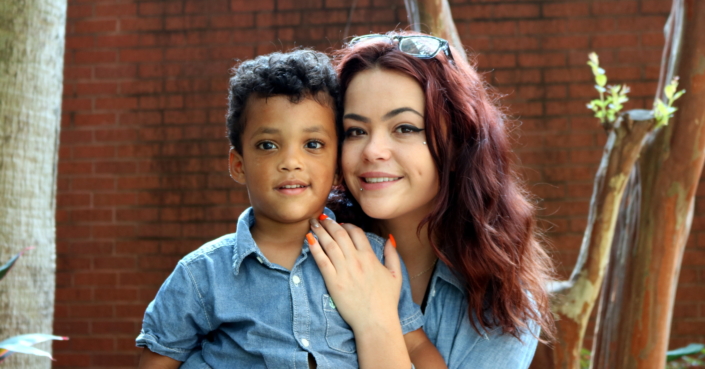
[363,232,386,260]
[180,232,239,266]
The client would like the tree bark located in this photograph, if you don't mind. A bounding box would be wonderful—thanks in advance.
[0,0,66,367]
[548,110,657,369]
[590,1,705,368]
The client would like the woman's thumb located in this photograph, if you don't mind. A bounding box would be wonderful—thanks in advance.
[384,234,402,281]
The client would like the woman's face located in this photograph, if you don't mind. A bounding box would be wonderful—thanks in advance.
[342,68,440,222]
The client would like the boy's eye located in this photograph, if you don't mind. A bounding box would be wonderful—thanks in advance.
[344,127,366,138]
[394,124,425,134]
[305,140,324,149]
[256,141,277,150]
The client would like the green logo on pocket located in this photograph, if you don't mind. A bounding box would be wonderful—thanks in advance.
[328,296,336,309]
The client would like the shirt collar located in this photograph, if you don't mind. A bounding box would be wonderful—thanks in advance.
[231,207,337,275]
[433,259,466,294]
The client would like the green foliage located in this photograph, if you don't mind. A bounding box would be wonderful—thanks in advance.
[654,77,686,128]
[586,52,630,125]
[580,348,591,369]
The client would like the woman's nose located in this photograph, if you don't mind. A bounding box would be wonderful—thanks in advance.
[362,132,392,162]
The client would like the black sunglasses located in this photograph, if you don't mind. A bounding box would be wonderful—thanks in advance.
[348,34,454,63]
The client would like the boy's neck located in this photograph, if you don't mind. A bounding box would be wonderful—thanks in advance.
[250,214,312,270]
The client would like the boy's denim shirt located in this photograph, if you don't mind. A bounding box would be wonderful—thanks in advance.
[422,260,540,369]
[136,207,423,368]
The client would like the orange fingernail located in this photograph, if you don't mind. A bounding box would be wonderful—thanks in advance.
[318,214,328,221]
[306,233,316,245]
[389,234,397,248]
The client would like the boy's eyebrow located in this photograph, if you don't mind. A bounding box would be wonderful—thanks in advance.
[252,127,280,135]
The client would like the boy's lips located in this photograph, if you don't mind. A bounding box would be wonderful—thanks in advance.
[275,179,310,195]
[359,172,403,191]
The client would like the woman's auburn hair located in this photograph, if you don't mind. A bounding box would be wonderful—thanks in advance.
[332,31,556,341]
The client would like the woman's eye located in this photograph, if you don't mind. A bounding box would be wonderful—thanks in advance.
[344,127,366,138]
[305,140,324,149]
[395,124,425,134]
[256,141,277,150]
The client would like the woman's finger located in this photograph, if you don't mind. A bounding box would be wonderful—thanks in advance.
[341,224,374,253]
[309,217,346,267]
[306,232,337,279]
[383,235,403,286]
[318,215,357,259]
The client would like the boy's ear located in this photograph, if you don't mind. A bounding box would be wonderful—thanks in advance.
[229,148,247,185]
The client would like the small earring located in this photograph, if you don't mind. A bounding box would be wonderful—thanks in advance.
[359,188,363,191]
[423,142,427,145]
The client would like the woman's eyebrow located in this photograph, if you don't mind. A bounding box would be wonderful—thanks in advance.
[382,107,423,121]
[342,113,370,123]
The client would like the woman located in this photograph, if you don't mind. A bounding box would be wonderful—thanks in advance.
[307,31,555,368]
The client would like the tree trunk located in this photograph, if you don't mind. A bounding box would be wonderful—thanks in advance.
[548,110,657,369]
[590,1,705,368]
[0,0,66,367]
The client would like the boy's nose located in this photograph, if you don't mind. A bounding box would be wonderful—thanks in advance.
[278,148,304,171]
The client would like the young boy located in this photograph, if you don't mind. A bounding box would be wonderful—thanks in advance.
[136,50,444,368]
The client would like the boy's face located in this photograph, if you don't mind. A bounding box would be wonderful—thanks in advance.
[229,95,338,225]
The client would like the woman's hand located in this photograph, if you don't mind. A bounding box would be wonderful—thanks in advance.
[307,215,402,332]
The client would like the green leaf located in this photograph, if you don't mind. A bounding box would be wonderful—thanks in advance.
[0,247,33,282]
[594,85,606,93]
[665,84,676,100]
[667,343,705,362]
[595,74,607,87]
[0,334,69,362]
[673,90,685,100]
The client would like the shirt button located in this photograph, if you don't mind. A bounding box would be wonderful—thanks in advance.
[431,289,436,297]
[256,256,264,264]
[301,338,310,347]
[292,275,301,285]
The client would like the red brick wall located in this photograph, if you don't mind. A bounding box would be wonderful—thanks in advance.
[55,0,703,367]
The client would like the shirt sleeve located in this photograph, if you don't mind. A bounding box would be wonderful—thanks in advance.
[135,261,213,362]
[447,319,539,369]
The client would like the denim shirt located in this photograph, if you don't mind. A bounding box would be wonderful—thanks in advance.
[423,261,540,369]
[136,207,423,369]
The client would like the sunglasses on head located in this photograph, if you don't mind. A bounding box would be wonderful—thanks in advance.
[348,34,455,63]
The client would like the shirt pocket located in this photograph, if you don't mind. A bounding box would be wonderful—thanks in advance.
[322,294,356,354]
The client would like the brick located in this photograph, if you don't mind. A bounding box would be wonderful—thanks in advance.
[94,160,137,173]
[65,35,94,49]
[71,209,113,222]
[543,2,590,17]
[59,162,93,175]
[642,0,672,14]
[495,4,540,18]
[74,19,117,33]
[119,48,164,62]
[465,21,516,36]
[74,50,116,64]
[73,145,116,159]
[491,37,539,51]
[57,193,91,207]
[71,177,115,191]
[95,128,139,142]
[592,1,638,15]
[543,36,589,50]
[518,53,566,67]
[95,65,137,79]
[75,113,116,126]
[120,17,164,32]
[452,5,493,20]
[94,193,138,207]
[74,272,117,286]
[95,3,137,16]
[95,97,139,110]
[230,0,274,11]
[592,34,639,48]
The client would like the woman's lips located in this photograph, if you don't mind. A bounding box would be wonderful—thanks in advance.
[358,173,403,191]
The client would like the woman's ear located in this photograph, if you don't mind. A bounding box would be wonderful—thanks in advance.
[229,148,247,185]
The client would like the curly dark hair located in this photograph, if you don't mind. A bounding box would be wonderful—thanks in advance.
[226,49,340,153]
